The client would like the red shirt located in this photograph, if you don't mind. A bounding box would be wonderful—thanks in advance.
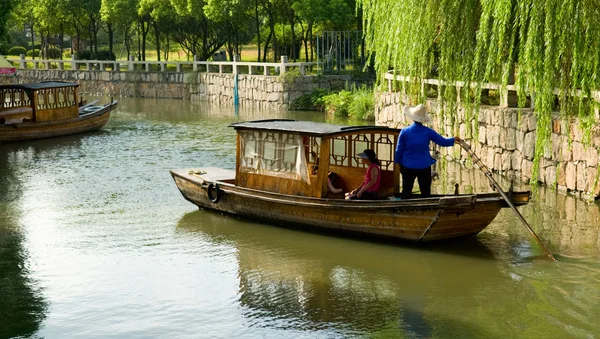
[363,164,381,192]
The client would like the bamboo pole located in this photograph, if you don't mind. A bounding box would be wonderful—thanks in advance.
[458,141,557,261]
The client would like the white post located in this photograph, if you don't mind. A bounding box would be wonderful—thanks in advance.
[72,55,79,70]
[299,63,305,75]
[264,66,270,76]
[128,56,135,71]
[280,55,288,75]
[233,54,240,74]
[219,64,223,74]
[176,63,182,72]
[160,62,166,72]
[58,60,64,70]
[145,62,151,72]
[193,55,198,71]
[19,54,25,69]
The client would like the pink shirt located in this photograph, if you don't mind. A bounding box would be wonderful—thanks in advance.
[363,164,381,192]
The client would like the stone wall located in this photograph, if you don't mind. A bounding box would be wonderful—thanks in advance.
[1,70,356,110]
[376,92,600,199]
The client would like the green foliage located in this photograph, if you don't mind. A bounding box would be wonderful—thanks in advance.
[77,50,116,60]
[26,49,40,57]
[7,46,26,56]
[359,0,600,184]
[322,85,375,120]
[47,47,61,59]
[290,88,330,110]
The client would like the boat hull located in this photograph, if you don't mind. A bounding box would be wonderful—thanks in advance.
[0,102,116,142]
[170,168,528,242]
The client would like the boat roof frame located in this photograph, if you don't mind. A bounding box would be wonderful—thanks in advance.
[0,81,79,91]
[230,119,400,137]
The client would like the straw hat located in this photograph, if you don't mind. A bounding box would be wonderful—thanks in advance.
[403,104,430,123]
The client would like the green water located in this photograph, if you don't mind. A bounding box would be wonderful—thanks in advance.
[0,97,599,338]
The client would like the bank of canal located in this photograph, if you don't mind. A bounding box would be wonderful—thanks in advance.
[1,97,599,338]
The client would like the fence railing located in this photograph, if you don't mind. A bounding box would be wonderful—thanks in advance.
[5,55,317,76]
[384,72,600,110]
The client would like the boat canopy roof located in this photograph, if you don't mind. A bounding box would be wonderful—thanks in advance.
[230,119,400,137]
[0,81,79,91]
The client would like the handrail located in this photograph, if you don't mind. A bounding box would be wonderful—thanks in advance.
[384,71,600,106]
[3,55,317,76]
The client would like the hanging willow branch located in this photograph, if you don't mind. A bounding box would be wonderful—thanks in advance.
[360,0,600,184]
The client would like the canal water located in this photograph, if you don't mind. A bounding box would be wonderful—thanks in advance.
[1,97,599,338]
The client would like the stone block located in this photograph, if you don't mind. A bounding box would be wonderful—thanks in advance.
[565,162,577,190]
[522,159,533,180]
[494,152,503,170]
[527,114,537,131]
[523,131,536,159]
[586,147,599,168]
[552,118,561,134]
[557,163,567,187]
[267,92,279,102]
[570,122,584,143]
[501,152,511,171]
[577,163,587,191]
[493,109,504,126]
[572,142,585,162]
[512,150,522,171]
[586,167,599,195]
[515,130,524,152]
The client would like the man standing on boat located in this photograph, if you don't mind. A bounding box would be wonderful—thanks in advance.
[394,104,460,199]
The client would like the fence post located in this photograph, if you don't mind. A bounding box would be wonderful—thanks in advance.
[19,54,25,69]
[280,55,288,75]
[72,55,79,70]
[128,56,135,71]
[58,60,64,70]
[193,55,198,71]
[233,54,240,74]
[145,62,151,72]
[299,63,305,75]
[160,62,166,72]
[176,63,182,72]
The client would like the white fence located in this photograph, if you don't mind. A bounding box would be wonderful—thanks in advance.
[5,55,316,76]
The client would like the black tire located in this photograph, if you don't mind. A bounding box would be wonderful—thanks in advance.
[207,183,221,203]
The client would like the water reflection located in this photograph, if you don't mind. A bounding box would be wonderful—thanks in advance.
[177,210,504,337]
[434,160,600,258]
[0,146,48,338]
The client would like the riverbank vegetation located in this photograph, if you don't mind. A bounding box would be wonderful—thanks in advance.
[359,0,600,183]
[291,85,375,121]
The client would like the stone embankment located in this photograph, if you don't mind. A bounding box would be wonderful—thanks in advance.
[377,92,600,199]
[1,69,354,110]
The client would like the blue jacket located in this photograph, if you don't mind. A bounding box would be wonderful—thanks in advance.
[394,122,455,169]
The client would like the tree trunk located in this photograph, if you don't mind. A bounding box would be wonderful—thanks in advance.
[153,22,160,62]
[30,25,35,60]
[255,0,260,62]
[59,23,64,60]
[262,29,272,62]
[108,23,114,60]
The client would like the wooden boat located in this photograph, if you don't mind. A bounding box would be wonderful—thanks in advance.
[0,81,117,142]
[170,119,530,242]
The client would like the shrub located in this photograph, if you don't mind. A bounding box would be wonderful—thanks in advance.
[47,47,61,59]
[323,90,353,117]
[7,46,26,56]
[26,49,40,57]
[321,85,375,120]
[290,88,330,111]
[347,87,375,121]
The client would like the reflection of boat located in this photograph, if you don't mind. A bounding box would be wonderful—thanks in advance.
[171,120,530,242]
[0,82,117,142]
[176,210,502,334]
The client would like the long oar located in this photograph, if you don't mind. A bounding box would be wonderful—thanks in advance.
[458,141,557,261]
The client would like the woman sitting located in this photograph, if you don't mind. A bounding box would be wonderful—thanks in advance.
[346,149,381,200]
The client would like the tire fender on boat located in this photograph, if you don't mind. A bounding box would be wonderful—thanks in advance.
[207,183,221,203]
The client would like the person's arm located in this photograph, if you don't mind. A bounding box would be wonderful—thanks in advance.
[394,131,405,165]
[357,167,379,197]
[428,128,459,147]
[328,178,342,193]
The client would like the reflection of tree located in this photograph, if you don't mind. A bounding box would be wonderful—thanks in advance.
[0,146,48,338]
[177,210,502,336]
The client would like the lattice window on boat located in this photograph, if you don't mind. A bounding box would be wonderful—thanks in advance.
[2,89,30,108]
[66,87,76,106]
[36,89,48,110]
[240,131,259,168]
[330,136,349,166]
[374,133,395,171]
[239,131,309,182]
[351,134,372,168]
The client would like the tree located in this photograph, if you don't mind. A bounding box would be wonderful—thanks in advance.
[0,0,18,53]
[169,0,227,60]
[204,0,255,60]
[101,0,138,59]
[359,0,600,183]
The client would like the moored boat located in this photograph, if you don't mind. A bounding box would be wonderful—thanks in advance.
[0,81,117,142]
[170,119,530,242]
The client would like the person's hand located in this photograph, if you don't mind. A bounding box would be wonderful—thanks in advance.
[356,190,363,198]
[454,136,462,143]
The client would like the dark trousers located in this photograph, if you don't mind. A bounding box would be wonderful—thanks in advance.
[401,166,432,199]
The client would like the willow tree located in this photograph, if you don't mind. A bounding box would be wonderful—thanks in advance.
[359,0,600,183]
